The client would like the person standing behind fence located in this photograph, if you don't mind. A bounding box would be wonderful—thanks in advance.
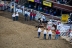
[15,0,18,4]
[33,11,36,21]
[12,13,16,21]
[15,11,19,21]
[42,15,46,21]
[24,10,28,21]
[43,28,47,39]
[11,5,14,13]
[37,27,42,38]
[48,30,52,40]
[30,11,33,21]
[55,30,60,40]
[27,10,30,17]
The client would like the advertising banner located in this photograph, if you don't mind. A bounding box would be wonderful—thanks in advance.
[34,0,40,3]
[34,0,45,3]
[43,1,52,7]
[61,14,69,23]
[28,0,34,2]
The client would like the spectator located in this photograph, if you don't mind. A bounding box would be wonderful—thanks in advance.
[30,10,33,20]
[24,10,28,21]
[42,15,46,21]
[50,9,53,15]
[37,27,42,38]
[53,11,56,16]
[46,10,49,14]
[12,13,16,21]
[43,7,47,13]
[34,5,36,10]
[7,3,10,12]
[15,0,18,4]
[27,11,30,17]
[37,5,40,11]
[39,6,42,12]
[63,0,67,4]
[28,4,31,8]
[11,5,14,13]
[33,11,36,20]
[15,11,19,21]
[43,28,47,39]
[56,0,61,4]
[48,30,52,40]
[55,30,60,40]
[70,13,72,16]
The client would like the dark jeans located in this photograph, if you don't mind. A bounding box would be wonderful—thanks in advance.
[48,34,51,40]
[7,7,10,12]
[25,16,28,21]
[55,34,59,40]
[15,16,18,21]
[44,34,46,39]
[12,17,15,21]
[33,16,35,20]
[38,32,41,38]
[30,16,32,20]
[11,9,13,13]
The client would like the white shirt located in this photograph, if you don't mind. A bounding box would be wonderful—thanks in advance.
[48,22,52,25]
[12,14,15,17]
[48,30,52,35]
[42,15,45,19]
[43,30,47,34]
[25,11,28,14]
[51,27,55,30]
[47,22,53,28]
[37,28,42,32]
[27,12,30,16]
[40,18,43,21]
[21,6,24,8]
[16,13,19,16]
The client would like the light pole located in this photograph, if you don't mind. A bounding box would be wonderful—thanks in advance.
[14,0,15,13]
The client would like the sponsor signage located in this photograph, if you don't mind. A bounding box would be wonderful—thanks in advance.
[61,14,69,23]
[43,1,52,7]
[34,0,40,3]
[28,0,34,2]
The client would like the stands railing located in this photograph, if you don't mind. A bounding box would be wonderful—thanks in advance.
[46,0,72,12]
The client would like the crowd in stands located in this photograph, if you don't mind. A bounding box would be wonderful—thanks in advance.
[55,0,71,5]
[47,0,68,4]
[24,1,72,21]
[27,4,60,16]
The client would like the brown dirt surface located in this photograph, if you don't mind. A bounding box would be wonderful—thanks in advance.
[0,11,72,48]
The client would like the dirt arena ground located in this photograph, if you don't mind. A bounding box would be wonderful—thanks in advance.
[0,11,72,48]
